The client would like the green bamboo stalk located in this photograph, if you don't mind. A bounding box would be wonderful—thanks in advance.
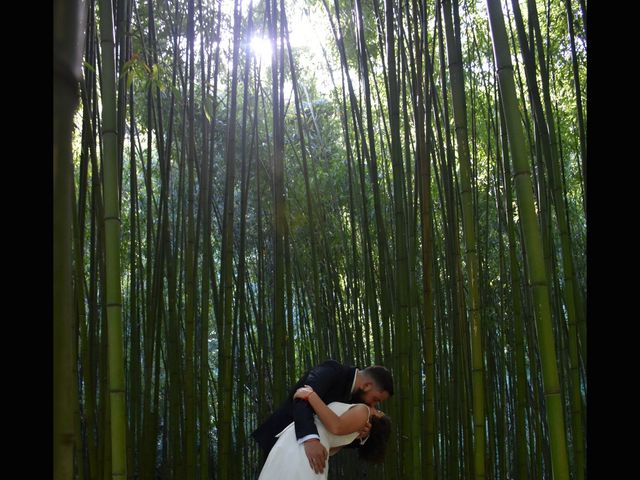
[399,13,427,473]
[496,89,530,479]
[430,207,448,479]
[218,0,242,476]
[127,78,142,478]
[101,330,112,480]
[408,0,436,474]
[486,1,570,477]
[351,0,394,361]
[139,81,161,480]
[54,1,86,477]
[183,1,198,477]
[231,1,255,477]
[255,96,268,427]
[342,92,367,367]
[78,66,100,480]
[137,43,156,474]
[236,102,253,473]
[97,0,128,476]
[434,9,477,475]
[90,89,106,480]
[441,2,487,477]
[114,0,127,206]
[511,3,585,476]
[551,99,586,372]
[285,215,296,385]
[163,71,184,476]
[381,0,414,474]
[563,0,586,198]
[345,58,383,365]
[165,211,183,478]
[484,333,497,479]
[502,8,539,212]
[196,1,214,478]
[430,18,462,473]
[269,0,288,408]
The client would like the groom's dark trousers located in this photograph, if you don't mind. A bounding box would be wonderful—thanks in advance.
[251,359,357,456]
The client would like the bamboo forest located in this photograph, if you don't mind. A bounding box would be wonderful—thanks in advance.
[53,0,587,477]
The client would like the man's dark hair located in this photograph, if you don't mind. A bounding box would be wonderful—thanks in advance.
[363,366,394,396]
[358,415,392,464]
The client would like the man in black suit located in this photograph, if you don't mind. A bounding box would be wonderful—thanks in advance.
[252,359,394,474]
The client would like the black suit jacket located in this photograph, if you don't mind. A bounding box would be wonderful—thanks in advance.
[251,359,357,455]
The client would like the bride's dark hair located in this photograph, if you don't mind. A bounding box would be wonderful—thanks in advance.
[358,415,391,464]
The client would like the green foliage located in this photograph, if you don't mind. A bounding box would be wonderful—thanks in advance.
[71,0,586,478]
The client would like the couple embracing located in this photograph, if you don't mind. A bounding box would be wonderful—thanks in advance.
[252,359,394,479]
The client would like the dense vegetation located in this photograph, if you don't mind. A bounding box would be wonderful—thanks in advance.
[54,0,587,478]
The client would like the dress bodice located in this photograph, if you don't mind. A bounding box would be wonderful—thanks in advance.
[259,401,369,479]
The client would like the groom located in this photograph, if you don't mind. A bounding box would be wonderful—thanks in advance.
[252,359,394,474]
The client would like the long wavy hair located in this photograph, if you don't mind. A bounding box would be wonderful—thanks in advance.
[358,414,392,464]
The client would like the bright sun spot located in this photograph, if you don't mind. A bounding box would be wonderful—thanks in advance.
[250,36,273,67]
[219,0,337,95]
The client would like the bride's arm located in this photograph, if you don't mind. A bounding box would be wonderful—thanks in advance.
[294,386,369,436]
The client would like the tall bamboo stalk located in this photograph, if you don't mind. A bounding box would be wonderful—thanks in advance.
[218,0,242,476]
[183,2,198,477]
[197,1,214,478]
[563,0,586,198]
[270,0,288,407]
[496,89,530,479]
[413,0,436,472]
[54,1,86,478]
[486,1,570,477]
[97,0,128,476]
[441,1,487,477]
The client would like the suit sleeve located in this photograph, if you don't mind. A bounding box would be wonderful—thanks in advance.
[293,360,343,441]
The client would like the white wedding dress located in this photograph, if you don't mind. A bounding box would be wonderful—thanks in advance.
[258,401,364,479]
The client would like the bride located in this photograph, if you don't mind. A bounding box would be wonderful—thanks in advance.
[258,385,391,479]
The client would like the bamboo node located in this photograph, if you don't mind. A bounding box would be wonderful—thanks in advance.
[496,64,514,74]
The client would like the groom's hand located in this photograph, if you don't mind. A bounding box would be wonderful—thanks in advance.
[304,439,328,474]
